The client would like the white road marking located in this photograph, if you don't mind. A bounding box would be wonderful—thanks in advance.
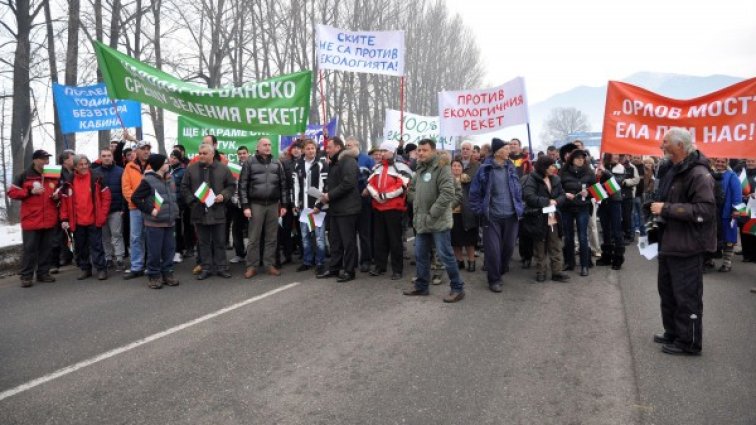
[0,282,301,402]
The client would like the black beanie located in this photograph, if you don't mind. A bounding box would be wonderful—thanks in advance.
[147,153,167,172]
[404,143,417,154]
[491,138,507,154]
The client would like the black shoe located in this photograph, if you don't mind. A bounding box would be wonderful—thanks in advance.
[20,278,33,288]
[106,260,114,270]
[551,273,571,283]
[337,272,355,282]
[489,283,503,293]
[457,260,465,269]
[196,271,211,280]
[359,264,370,273]
[403,288,429,296]
[653,333,675,344]
[596,258,611,266]
[661,344,700,356]
[611,264,622,270]
[391,272,403,280]
[77,270,93,280]
[296,264,312,272]
[316,270,338,279]
[123,270,144,280]
[521,259,531,269]
[36,274,55,283]
[216,270,232,278]
[369,266,386,276]
[580,266,589,277]
[535,273,546,282]
[315,265,326,275]
[467,261,476,272]
[562,264,575,272]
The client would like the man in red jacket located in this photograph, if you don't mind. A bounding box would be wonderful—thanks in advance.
[60,154,112,280]
[8,150,59,287]
[366,140,413,280]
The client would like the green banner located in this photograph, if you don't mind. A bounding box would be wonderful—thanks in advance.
[177,115,280,163]
[93,41,312,134]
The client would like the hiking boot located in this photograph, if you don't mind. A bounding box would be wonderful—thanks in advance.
[148,276,163,289]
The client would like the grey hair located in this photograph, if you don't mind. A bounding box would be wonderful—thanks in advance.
[73,154,90,166]
[460,140,473,149]
[198,143,216,155]
[345,136,361,152]
[665,127,695,154]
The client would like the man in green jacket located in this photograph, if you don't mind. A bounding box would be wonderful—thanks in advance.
[403,139,465,303]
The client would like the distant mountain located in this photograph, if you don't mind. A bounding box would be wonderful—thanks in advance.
[529,72,745,146]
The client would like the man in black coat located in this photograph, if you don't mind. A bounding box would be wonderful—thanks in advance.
[650,128,716,356]
[315,137,362,282]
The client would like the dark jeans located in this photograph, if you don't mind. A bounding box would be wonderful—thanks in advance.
[658,254,704,352]
[197,223,228,272]
[20,228,55,279]
[145,226,176,277]
[328,214,359,274]
[73,225,106,272]
[276,207,295,263]
[51,224,74,266]
[482,215,519,285]
[357,199,373,265]
[175,207,195,254]
[414,230,463,293]
[562,207,590,267]
[518,222,533,261]
[227,203,247,257]
[598,200,625,266]
[621,197,634,239]
[373,209,404,274]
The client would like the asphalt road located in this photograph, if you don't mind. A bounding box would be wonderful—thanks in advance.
[0,245,754,424]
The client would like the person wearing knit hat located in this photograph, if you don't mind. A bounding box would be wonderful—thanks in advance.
[491,138,508,155]
[131,153,181,289]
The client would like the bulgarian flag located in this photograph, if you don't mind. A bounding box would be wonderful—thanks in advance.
[743,219,756,235]
[739,169,752,195]
[228,163,242,180]
[194,182,213,204]
[603,177,621,196]
[306,212,317,232]
[734,203,748,216]
[153,191,164,210]
[43,164,62,179]
[587,182,609,201]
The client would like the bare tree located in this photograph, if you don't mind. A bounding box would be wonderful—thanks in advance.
[540,107,591,145]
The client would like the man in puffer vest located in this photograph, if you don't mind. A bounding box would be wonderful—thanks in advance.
[132,154,181,289]
[366,140,413,280]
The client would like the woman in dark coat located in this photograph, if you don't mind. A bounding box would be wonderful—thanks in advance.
[450,159,479,271]
[521,156,569,282]
[559,150,596,276]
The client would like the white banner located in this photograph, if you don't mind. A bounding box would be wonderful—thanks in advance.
[316,24,405,77]
[438,77,529,137]
[383,109,456,150]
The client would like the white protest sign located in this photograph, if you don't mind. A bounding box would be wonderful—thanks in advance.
[316,24,405,77]
[438,77,530,137]
[383,109,456,150]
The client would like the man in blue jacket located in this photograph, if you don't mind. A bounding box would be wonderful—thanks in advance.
[469,138,524,293]
[98,148,126,271]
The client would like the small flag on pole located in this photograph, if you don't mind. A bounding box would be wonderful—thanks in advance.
[307,212,317,232]
[228,163,242,180]
[603,177,621,196]
[587,182,609,201]
[739,169,752,195]
[43,164,62,179]
[734,203,747,216]
[743,219,756,236]
[153,191,164,210]
[194,182,214,205]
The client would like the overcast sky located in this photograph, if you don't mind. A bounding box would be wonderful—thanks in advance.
[444,0,756,104]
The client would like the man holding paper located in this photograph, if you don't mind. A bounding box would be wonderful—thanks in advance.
[292,139,328,275]
[181,144,236,280]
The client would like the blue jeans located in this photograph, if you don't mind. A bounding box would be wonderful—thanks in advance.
[299,221,326,266]
[562,208,590,267]
[632,197,646,236]
[145,226,175,277]
[414,230,464,293]
[129,209,146,272]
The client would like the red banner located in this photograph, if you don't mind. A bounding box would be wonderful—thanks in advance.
[601,78,756,158]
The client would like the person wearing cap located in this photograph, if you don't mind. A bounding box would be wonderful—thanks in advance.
[365,140,413,280]
[401,143,418,171]
[59,154,112,281]
[182,144,236,280]
[8,150,59,287]
[469,138,525,292]
[292,138,328,274]
[559,149,596,276]
[122,140,152,279]
[131,154,181,289]
[97,148,126,271]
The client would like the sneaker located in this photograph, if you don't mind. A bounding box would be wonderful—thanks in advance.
[123,270,144,280]
[431,274,442,285]
[229,255,243,264]
[173,253,183,263]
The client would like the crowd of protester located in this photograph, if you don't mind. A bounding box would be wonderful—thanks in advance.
[9,130,756,303]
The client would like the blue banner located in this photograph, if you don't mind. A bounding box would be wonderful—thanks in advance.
[280,117,339,152]
[52,83,142,134]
